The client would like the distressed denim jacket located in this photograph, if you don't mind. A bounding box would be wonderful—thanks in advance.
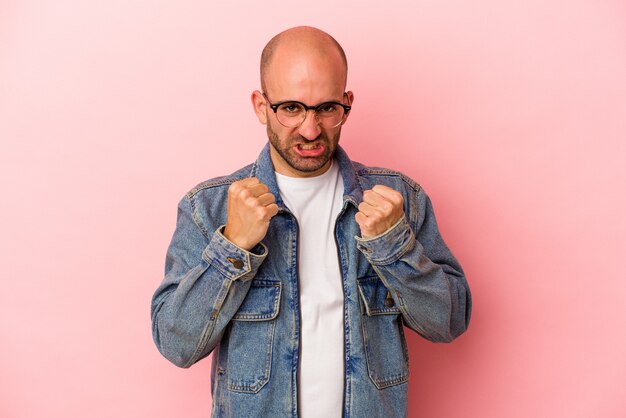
[151,143,472,417]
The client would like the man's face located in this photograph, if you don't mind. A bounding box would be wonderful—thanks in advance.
[264,102,343,176]
[253,41,352,178]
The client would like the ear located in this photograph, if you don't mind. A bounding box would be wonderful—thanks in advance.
[251,90,268,125]
[346,91,354,105]
[342,91,354,124]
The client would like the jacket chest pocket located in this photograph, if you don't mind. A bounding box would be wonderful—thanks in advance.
[226,279,281,393]
[357,275,410,389]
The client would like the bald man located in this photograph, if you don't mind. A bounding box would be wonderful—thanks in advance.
[151,26,471,418]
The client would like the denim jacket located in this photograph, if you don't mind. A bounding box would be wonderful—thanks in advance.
[151,143,471,417]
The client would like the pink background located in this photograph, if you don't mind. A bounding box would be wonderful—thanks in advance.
[1,1,625,417]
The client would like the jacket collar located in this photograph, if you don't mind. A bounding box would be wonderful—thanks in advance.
[249,142,363,211]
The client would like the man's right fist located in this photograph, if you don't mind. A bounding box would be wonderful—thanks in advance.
[223,177,279,251]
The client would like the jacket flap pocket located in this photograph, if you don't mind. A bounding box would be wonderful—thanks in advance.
[233,279,281,321]
[357,275,401,316]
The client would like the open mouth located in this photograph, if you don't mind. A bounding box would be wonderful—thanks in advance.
[294,143,325,157]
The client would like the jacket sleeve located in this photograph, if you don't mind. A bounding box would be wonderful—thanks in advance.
[354,187,471,343]
[151,195,268,368]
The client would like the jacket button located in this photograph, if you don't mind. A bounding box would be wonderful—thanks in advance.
[227,257,244,269]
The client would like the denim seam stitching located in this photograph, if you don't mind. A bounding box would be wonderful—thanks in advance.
[227,313,277,393]
[188,195,209,238]
[397,293,430,339]
[184,276,232,368]
[361,222,416,266]
[355,169,422,194]
[356,279,401,315]
[360,307,409,390]
[232,283,281,321]
[186,168,254,198]
[202,249,252,282]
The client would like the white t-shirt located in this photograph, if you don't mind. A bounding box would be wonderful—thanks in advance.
[274,158,345,418]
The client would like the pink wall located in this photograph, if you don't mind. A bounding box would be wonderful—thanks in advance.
[1,1,625,417]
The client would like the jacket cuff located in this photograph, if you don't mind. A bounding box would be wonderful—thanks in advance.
[202,225,268,282]
[354,215,415,265]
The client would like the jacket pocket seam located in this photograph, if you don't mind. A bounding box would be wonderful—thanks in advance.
[357,275,410,389]
[226,279,281,393]
[226,318,277,393]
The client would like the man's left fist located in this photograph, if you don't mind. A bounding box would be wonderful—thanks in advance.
[355,184,405,239]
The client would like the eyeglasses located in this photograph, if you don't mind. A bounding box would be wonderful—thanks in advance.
[262,92,351,129]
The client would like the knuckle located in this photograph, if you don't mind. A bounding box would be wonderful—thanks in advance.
[228,182,240,194]
[255,206,266,218]
[245,196,259,208]
[263,204,278,219]
[239,189,252,199]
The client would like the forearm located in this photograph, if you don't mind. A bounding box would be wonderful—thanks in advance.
[151,224,267,368]
[355,196,471,343]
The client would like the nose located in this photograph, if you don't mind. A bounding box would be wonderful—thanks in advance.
[297,110,322,141]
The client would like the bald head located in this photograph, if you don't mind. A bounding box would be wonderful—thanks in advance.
[260,26,348,93]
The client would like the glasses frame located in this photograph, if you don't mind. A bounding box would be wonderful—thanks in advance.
[262,92,352,128]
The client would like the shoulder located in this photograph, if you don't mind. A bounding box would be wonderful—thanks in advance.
[350,160,434,231]
[184,163,255,199]
[173,163,255,235]
[351,160,423,196]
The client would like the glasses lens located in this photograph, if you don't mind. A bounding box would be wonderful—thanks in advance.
[275,101,346,128]
[276,102,306,128]
[315,103,345,128]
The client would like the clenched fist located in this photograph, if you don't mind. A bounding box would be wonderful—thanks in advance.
[223,177,279,251]
[355,184,404,239]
